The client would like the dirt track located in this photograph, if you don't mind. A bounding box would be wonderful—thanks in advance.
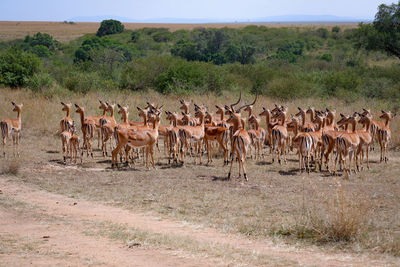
[0,176,397,266]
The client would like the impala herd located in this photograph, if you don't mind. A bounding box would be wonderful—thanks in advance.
[0,95,396,181]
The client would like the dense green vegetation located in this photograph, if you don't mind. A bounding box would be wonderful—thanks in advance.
[0,2,399,102]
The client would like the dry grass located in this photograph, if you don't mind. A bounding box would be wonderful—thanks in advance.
[0,21,359,43]
[83,221,294,266]
[274,180,372,244]
[0,159,20,176]
[0,87,399,257]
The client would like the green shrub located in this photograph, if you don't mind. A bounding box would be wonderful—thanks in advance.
[332,26,341,33]
[268,75,317,100]
[0,48,41,87]
[322,70,361,96]
[62,71,102,93]
[96,19,124,37]
[316,28,329,39]
[27,72,54,92]
[24,32,59,50]
[155,59,225,94]
[320,53,333,62]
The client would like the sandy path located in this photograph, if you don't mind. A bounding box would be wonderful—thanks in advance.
[0,176,397,266]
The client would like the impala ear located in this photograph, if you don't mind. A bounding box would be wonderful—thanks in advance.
[180,100,184,104]
[11,101,16,106]
[99,100,102,104]
[74,104,79,108]
[137,107,142,111]
[381,110,385,113]
[297,107,301,111]
[215,105,219,109]
[340,113,344,117]
[61,102,65,105]
[181,112,185,116]
[117,104,121,108]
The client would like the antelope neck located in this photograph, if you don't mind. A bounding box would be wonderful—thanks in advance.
[78,111,85,127]
[308,110,315,123]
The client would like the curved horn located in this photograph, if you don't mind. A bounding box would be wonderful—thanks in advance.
[230,91,242,112]
[249,93,258,106]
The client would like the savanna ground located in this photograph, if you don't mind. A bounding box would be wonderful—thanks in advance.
[0,21,359,42]
[0,88,399,266]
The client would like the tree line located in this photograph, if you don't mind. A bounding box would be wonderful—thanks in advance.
[0,2,399,102]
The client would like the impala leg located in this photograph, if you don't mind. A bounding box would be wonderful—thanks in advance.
[242,155,248,181]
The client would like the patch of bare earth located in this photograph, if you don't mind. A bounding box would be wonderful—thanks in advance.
[0,177,397,266]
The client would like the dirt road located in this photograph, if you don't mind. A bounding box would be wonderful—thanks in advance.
[0,176,397,266]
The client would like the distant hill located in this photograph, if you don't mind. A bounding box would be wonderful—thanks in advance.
[69,14,371,23]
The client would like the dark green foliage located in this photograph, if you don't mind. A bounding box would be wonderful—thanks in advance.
[74,37,133,64]
[332,26,341,33]
[96,19,124,37]
[0,48,40,87]
[131,32,140,42]
[21,32,59,57]
[355,1,400,58]
[24,32,59,50]
[316,28,329,39]
[171,40,200,61]
[1,5,399,101]
[320,53,333,62]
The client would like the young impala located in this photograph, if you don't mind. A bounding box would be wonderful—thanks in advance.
[60,102,73,132]
[1,102,23,157]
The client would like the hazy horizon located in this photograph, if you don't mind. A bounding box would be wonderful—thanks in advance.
[0,0,394,22]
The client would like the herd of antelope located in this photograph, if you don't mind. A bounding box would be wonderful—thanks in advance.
[0,95,396,181]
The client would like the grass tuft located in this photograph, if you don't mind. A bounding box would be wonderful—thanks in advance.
[1,160,20,176]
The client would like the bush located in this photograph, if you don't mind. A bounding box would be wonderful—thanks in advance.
[0,48,41,87]
[332,26,341,33]
[96,19,124,37]
[320,53,333,62]
[322,70,361,96]
[267,75,318,100]
[316,28,329,39]
[155,59,225,94]
[24,32,59,50]
[27,72,54,92]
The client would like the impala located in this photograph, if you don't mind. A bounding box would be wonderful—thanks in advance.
[270,110,289,164]
[60,102,73,132]
[75,104,96,158]
[60,121,80,163]
[356,113,373,170]
[1,102,23,157]
[361,108,382,151]
[178,105,205,165]
[335,114,361,176]
[378,110,396,163]
[225,93,252,181]
[295,107,315,132]
[288,117,314,173]
[320,113,350,173]
[112,110,160,169]
[247,115,266,160]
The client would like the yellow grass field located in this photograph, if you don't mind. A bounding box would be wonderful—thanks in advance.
[0,21,359,43]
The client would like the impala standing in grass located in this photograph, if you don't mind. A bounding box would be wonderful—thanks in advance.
[1,102,23,157]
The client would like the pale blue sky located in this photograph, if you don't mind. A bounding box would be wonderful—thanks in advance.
[0,0,394,21]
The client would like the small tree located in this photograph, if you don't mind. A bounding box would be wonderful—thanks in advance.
[96,19,124,37]
[354,1,400,59]
[332,26,341,33]
[0,48,41,87]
